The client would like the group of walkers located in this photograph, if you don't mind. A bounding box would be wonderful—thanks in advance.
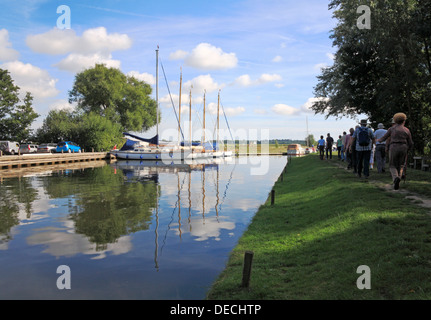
[316,112,413,190]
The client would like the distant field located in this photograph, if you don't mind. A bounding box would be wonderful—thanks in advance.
[224,143,305,154]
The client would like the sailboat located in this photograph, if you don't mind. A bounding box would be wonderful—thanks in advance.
[111,48,210,161]
[111,48,230,161]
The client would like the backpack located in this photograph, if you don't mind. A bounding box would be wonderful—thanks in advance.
[358,127,370,146]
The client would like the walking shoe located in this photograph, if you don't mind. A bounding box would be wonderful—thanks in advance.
[394,177,401,190]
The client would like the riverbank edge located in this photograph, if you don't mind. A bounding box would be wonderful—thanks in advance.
[205,153,431,300]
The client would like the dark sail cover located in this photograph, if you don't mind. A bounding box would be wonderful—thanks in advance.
[123,133,159,145]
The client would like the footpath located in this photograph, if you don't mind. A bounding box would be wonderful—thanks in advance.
[206,154,431,300]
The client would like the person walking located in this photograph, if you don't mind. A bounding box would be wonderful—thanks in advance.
[337,135,343,160]
[326,133,334,160]
[344,128,354,169]
[317,135,325,160]
[349,120,375,179]
[341,131,347,161]
[377,113,413,190]
[374,123,387,173]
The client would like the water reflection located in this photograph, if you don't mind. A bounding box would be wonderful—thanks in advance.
[0,156,287,299]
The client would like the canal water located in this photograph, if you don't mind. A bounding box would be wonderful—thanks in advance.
[0,156,287,299]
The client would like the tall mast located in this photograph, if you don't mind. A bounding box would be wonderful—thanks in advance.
[178,67,182,145]
[217,90,220,146]
[189,87,192,146]
[156,47,159,141]
[203,90,206,144]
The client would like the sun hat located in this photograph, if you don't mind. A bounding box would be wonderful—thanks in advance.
[378,123,384,129]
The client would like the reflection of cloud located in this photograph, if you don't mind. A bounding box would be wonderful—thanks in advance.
[173,216,235,241]
[26,227,132,259]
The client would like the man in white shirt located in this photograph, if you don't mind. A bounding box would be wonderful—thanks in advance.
[374,123,387,173]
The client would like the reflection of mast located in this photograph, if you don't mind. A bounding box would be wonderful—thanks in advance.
[177,171,182,239]
[154,184,159,271]
[215,165,219,218]
[178,68,182,145]
[202,166,206,223]
[188,171,192,232]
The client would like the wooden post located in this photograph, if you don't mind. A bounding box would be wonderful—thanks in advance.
[241,251,254,288]
[271,190,275,205]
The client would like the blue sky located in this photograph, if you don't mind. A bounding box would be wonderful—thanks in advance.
[0,0,364,142]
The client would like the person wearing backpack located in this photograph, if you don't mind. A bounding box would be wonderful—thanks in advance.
[325,133,334,160]
[349,119,375,179]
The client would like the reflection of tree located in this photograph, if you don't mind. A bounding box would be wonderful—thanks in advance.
[41,165,158,249]
[0,178,38,243]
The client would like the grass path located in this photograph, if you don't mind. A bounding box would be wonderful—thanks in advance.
[206,154,431,300]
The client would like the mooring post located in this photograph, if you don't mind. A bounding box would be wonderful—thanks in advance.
[271,190,275,205]
[241,251,254,288]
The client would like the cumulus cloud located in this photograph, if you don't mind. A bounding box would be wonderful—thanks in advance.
[183,74,224,94]
[127,71,156,85]
[271,104,300,116]
[26,27,132,72]
[54,52,121,73]
[301,97,329,113]
[234,73,282,87]
[207,102,245,117]
[49,99,75,111]
[171,43,238,70]
[26,27,132,55]
[0,60,59,99]
[169,50,188,60]
[0,29,19,61]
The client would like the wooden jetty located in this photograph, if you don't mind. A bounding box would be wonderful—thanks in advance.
[0,152,115,171]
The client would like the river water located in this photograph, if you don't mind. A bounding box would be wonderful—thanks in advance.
[0,156,286,299]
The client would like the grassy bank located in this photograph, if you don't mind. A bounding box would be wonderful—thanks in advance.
[206,154,431,300]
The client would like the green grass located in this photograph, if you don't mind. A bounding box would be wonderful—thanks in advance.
[206,154,431,300]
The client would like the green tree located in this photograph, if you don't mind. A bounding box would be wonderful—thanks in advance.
[312,0,431,154]
[35,109,80,143]
[78,112,123,151]
[68,64,158,132]
[0,69,39,141]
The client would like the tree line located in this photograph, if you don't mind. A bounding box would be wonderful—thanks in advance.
[0,64,158,151]
[312,0,431,154]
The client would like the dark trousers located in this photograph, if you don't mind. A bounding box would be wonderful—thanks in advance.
[357,150,371,177]
[326,147,332,159]
[375,144,386,173]
[319,146,325,160]
[351,147,357,172]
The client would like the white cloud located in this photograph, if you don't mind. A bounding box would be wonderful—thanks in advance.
[127,71,155,85]
[183,74,224,94]
[0,29,19,61]
[176,43,238,70]
[314,63,328,71]
[272,55,283,63]
[271,104,300,116]
[26,27,131,73]
[169,49,188,60]
[26,27,132,55]
[301,97,329,113]
[207,102,245,117]
[49,99,75,111]
[234,73,282,87]
[54,52,121,73]
[26,28,78,55]
[0,60,59,99]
